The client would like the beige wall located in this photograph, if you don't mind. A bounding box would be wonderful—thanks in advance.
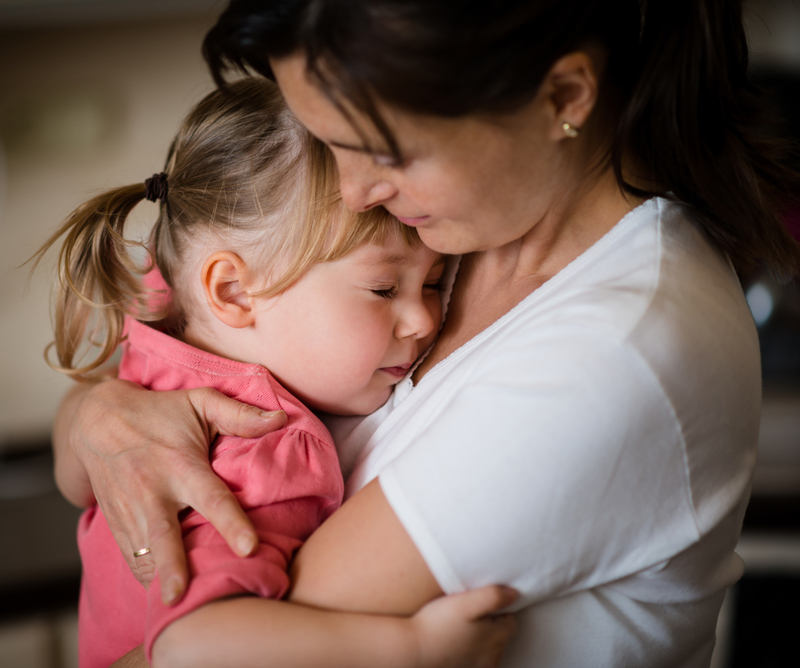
[0,2,798,447]
[0,15,218,445]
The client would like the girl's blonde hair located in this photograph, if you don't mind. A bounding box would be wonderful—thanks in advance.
[33,78,418,379]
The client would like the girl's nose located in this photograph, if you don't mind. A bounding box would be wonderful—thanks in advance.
[395,297,436,341]
[337,158,398,212]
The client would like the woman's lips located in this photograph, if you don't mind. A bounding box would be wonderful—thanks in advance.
[395,215,430,227]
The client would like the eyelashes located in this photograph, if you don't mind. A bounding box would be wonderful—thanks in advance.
[425,280,445,292]
[371,279,443,299]
[372,286,398,299]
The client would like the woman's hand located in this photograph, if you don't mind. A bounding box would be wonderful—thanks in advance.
[409,586,518,668]
[53,378,286,603]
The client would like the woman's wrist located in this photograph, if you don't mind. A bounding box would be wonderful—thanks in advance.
[52,379,100,507]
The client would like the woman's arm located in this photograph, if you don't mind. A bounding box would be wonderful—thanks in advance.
[288,480,446,614]
[52,381,97,507]
[52,378,287,601]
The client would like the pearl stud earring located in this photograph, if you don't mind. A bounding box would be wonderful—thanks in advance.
[561,122,580,138]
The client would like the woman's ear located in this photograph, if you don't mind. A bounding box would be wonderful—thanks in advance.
[541,51,600,141]
[201,251,255,328]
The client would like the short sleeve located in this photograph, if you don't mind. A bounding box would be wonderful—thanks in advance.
[144,428,343,658]
[379,332,699,605]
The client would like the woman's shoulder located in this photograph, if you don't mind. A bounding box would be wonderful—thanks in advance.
[477,198,757,369]
[408,197,760,524]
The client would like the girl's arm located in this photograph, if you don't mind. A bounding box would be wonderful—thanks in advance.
[152,586,517,668]
[52,378,286,600]
[112,646,147,668]
[147,482,516,668]
[59,384,516,664]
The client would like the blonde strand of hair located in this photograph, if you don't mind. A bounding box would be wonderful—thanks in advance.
[30,184,156,378]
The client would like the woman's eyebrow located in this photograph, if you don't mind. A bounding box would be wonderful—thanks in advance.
[330,140,392,156]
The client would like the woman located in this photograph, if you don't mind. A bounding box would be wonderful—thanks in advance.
[55,1,800,666]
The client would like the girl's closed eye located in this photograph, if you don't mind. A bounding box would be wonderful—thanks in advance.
[424,262,446,292]
[371,285,398,299]
[424,279,445,293]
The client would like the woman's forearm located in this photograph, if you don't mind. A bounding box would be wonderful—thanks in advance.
[53,380,97,507]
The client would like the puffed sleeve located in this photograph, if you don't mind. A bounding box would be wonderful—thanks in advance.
[144,427,343,658]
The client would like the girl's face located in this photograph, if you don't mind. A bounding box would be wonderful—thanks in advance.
[250,236,444,416]
[271,53,566,256]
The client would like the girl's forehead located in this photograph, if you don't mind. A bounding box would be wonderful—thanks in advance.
[345,238,443,271]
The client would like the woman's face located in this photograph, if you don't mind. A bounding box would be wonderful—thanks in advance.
[271,54,571,256]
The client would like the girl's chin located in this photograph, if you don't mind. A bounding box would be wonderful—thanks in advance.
[335,389,393,417]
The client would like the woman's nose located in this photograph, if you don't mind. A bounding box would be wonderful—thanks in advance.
[338,158,398,212]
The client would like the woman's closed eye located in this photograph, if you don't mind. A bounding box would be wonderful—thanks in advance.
[372,153,407,170]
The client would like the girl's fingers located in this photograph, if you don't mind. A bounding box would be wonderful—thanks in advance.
[453,585,518,620]
[491,612,517,636]
[411,586,518,668]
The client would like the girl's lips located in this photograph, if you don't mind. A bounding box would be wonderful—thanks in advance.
[395,215,430,227]
[380,364,411,378]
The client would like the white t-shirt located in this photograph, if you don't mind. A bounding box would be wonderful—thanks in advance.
[326,198,760,668]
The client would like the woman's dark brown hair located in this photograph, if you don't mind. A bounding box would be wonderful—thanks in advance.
[204,0,800,280]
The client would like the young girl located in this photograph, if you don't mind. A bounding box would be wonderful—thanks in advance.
[35,79,514,668]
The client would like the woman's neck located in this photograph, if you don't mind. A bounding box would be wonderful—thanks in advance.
[489,166,643,286]
[413,168,644,382]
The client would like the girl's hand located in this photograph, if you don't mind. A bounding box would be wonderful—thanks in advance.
[57,378,286,603]
[410,585,518,668]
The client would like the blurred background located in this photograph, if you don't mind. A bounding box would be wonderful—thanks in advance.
[0,0,798,666]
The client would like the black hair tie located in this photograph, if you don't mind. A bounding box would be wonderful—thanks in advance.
[144,172,169,203]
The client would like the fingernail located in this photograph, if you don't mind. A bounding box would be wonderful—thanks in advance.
[237,532,257,556]
[500,586,518,602]
[163,577,183,606]
[258,410,283,420]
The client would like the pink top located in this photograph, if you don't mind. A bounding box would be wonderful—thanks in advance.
[77,318,343,667]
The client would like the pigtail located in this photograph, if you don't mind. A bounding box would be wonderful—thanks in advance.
[616,0,800,280]
[30,184,159,378]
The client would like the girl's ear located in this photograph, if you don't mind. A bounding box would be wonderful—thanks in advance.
[201,251,255,328]
[541,50,599,141]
